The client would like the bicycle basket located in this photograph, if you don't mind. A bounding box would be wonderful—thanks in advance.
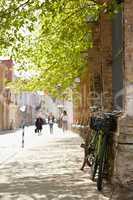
[90,117,103,131]
[104,115,117,132]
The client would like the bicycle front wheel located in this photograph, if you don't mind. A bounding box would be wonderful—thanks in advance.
[91,156,98,181]
[97,137,107,191]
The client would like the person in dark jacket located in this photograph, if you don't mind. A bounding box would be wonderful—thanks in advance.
[35,117,43,134]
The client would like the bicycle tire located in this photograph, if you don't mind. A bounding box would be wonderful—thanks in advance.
[91,131,100,181]
[97,136,107,191]
[91,156,98,181]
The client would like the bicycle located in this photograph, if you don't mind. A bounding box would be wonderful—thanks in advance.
[89,116,105,182]
[80,113,102,171]
[90,110,121,191]
[80,106,102,171]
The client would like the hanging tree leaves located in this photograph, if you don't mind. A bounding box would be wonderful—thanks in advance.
[0,0,123,96]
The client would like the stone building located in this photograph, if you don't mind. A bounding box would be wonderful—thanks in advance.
[73,0,133,197]
[0,60,43,130]
[73,0,113,124]
[112,1,133,198]
[15,92,43,126]
[0,59,14,130]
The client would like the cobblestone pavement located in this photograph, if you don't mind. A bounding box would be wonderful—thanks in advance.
[0,125,111,200]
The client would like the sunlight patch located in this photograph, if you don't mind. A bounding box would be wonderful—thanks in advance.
[53,194,82,200]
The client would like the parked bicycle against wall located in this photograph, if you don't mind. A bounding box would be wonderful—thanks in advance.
[80,108,122,191]
[90,110,121,191]
[80,106,102,171]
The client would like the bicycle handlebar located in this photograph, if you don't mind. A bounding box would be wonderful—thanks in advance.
[103,110,122,117]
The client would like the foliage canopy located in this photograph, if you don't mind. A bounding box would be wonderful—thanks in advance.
[0,0,122,96]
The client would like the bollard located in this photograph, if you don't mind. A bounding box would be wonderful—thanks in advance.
[22,124,25,148]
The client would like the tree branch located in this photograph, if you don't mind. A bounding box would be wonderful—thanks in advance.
[0,0,34,17]
[14,0,33,12]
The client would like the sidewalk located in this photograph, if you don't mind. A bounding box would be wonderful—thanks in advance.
[0,129,20,135]
[0,128,22,167]
[0,125,111,200]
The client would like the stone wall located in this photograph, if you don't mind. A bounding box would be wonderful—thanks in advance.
[72,10,113,153]
[100,14,113,111]
[112,1,133,198]
[0,62,4,130]
[73,18,112,121]
[72,1,133,196]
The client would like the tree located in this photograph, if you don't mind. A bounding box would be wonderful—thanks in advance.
[0,0,122,96]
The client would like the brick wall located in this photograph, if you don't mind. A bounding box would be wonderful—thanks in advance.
[82,13,112,115]
[72,11,113,144]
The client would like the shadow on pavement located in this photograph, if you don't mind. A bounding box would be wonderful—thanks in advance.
[0,159,111,200]
[0,131,111,200]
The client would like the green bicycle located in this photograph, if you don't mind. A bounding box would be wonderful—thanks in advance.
[89,111,120,191]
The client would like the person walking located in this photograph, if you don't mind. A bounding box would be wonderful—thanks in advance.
[62,110,68,132]
[48,113,55,134]
[35,116,43,134]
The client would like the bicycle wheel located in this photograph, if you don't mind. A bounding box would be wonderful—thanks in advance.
[91,156,98,181]
[97,136,107,191]
[91,131,100,181]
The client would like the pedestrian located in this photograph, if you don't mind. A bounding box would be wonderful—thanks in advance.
[48,112,55,134]
[58,111,64,128]
[35,116,43,134]
[9,120,14,130]
[62,110,68,132]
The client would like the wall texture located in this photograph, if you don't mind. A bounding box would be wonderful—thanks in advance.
[113,1,133,196]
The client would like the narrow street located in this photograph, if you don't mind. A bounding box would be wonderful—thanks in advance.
[0,1,132,200]
[0,125,111,200]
